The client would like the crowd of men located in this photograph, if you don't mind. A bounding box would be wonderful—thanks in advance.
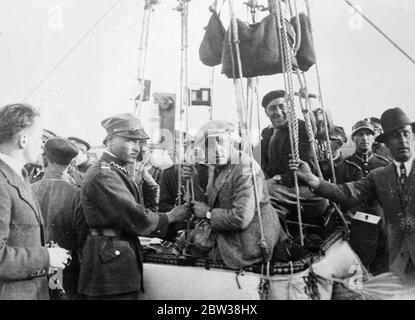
[0,90,414,300]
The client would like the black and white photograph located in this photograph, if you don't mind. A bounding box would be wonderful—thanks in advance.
[1,0,415,305]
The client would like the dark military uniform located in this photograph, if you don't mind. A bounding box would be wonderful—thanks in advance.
[347,120,390,275]
[320,153,363,184]
[78,151,171,298]
[78,113,173,299]
[344,151,389,178]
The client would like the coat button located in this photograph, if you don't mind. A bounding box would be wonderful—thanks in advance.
[115,250,120,256]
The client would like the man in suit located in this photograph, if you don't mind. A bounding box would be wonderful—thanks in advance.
[291,107,415,284]
[0,103,70,300]
[32,137,88,299]
[78,113,190,300]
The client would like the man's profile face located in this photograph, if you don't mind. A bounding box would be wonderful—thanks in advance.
[108,135,141,164]
[386,125,415,162]
[352,129,374,154]
[21,117,43,164]
[73,142,88,166]
[264,98,288,128]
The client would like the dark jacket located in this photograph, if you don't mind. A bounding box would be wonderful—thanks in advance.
[320,153,362,184]
[345,151,389,178]
[261,120,317,181]
[315,162,415,281]
[159,163,209,213]
[78,152,171,296]
[207,151,288,269]
[32,169,88,297]
[0,159,50,300]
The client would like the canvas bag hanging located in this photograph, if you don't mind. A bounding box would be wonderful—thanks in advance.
[290,12,316,72]
[199,9,226,67]
[221,14,296,78]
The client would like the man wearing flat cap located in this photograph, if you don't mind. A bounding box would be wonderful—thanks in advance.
[32,137,88,299]
[345,119,389,179]
[292,107,415,286]
[78,113,189,300]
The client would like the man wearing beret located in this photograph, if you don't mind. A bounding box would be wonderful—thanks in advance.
[260,90,327,235]
[32,137,88,299]
[345,119,389,179]
[292,107,415,286]
[78,113,189,300]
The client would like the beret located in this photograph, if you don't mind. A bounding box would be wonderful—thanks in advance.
[261,90,286,108]
[44,137,79,161]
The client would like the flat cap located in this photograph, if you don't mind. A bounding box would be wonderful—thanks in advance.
[44,137,79,161]
[351,119,375,136]
[101,113,149,140]
[68,136,91,150]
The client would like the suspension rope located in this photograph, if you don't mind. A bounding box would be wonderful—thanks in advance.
[272,0,304,246]
[295,69,323,178]
[303,0,336,184]
[134,0,158,118]
[302,1,350,236]
[344,0,415,65]
[227,0,269,267]
[174,0,191,205]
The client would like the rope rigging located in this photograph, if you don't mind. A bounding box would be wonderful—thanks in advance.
[134,0,159,118]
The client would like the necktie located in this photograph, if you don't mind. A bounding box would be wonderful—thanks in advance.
[400,162,407,185]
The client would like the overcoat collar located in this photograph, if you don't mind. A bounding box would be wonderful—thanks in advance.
[0,159,43,226]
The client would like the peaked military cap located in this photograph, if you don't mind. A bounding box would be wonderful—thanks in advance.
[101,113,149,140]
[351,119,375,137]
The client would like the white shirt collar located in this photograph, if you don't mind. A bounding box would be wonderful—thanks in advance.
[393,154,415,177]
[0,152,24,177]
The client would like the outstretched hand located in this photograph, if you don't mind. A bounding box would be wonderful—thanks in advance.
[167,204,191,223]
[289,159,320,188]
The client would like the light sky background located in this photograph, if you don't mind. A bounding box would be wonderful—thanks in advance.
[0,0,414,146]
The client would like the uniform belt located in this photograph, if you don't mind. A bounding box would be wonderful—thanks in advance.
[89,228,122,237]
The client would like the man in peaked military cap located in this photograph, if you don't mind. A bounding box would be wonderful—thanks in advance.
[78,113,189,300]
[32,137,88,299]
[345,119,389,179]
